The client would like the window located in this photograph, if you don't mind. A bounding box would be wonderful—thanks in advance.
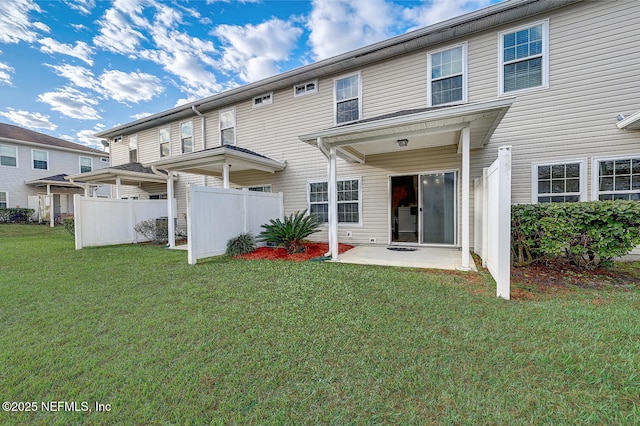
[334,73,361,124]
[113,136,123,144]
[294,80,318,97]
[253,93,273,107]
[220,110,235,146]
[533,161,585,203]
[149,193,168,200]
[428,43,467,106]
[181,121,193,153]
[0,191,7,208]
[79,157,93,173]
[128,135,138,162]
[32,149,48,170]
[0,144,17,167]
[499,20,548,94]
[308,178,361,224]
[594,157,640,201]
[159,126,170,157]
[246,185,272,192]
[101,157,109,163]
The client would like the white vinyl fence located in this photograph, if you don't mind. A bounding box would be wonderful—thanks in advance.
[474,146,511,300]
[187,185,284,265]
[74,195,174,249]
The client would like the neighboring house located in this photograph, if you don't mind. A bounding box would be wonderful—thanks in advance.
[0,122,110,223]
[91,0,640,263]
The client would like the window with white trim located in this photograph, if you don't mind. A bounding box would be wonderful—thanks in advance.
[129,134,138,162]
[0,191,7,208]
[32,149,48,170]
[294,80,318,97]
[253,93,273,107]
[159,126,170,157]
[101,157,109,163]
[334,73,361,124]
[80,157,93,173]
[181,121,193,153]
[428,43,466,106]
[246,185,272,192]
[149,193,168,200]
[499,20,548,94]
[0,144,17,167]
[308,178,361,224]
[220,110,235,146]
[533,161,585,203]
[595,157,640,201]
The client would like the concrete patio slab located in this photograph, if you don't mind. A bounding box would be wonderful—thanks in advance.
[336,245,477,271]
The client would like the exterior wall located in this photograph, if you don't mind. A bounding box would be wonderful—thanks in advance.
[107,0,640,246]
[0,141,109,209]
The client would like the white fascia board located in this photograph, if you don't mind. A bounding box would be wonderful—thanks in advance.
[617,110,640,130]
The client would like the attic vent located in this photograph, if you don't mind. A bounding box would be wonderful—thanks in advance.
[113,136,123,144]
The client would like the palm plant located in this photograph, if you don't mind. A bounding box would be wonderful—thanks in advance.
[258,210,321,253]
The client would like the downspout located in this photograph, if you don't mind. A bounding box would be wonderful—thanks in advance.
[192,105,206,149]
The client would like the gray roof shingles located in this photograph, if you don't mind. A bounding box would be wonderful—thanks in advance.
[0,122,106,155]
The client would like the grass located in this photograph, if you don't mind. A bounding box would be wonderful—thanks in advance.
[1,224,640,424]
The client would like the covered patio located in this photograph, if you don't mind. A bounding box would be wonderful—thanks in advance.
[337,245,477,271]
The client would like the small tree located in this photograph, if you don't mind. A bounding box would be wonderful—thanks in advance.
[258,210,321,254]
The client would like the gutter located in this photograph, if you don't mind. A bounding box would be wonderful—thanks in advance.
[191,105,206,148]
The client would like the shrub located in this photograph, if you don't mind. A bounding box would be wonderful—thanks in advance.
[63,218,75,236]
[134,219,168,245]
[512,201,640,269]
[258,210,321,254]
[0,208,34,223]
[226,232,256,257]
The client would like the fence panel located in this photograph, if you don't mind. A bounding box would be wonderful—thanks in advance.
[187,186,284,265]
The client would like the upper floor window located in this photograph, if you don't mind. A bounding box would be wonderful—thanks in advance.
[159,126,170,157]
[220,110,235,146]
[32,149,48,170]
[334,73,361,125]
[532,161,585,203]
[0,144,17,167]
[594,157,640,201]
[129,134,138,163]
[294,80,318,97]
[308,178,361,224]
[253,93,273,107]
[80,157,93,173]
[181,121,193,153]
[0,191,7,208]
[499,20,549,95]
[428,43,467,106]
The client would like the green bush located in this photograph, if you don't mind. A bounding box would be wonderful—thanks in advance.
[133,219,168,245]
[63,218,75,236]
[258,210,321,254]
[226,232,256,257]
[512,201,640,269]
[0,208,34,223]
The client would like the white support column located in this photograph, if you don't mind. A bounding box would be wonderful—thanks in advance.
[167,172,176,248]
[47,184,54,227]
[328,146,339,260]
[115,176,121,199]
[222,163,230,189]
[84,183,90,197]
[460,126,470,270]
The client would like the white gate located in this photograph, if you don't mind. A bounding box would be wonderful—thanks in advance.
[475,146,511,299]
[187,185,284,264]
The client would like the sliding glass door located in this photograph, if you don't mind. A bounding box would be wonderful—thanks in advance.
[420,172,456,245]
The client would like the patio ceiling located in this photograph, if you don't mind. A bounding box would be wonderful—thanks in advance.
[25,174,92,189]
[65,162,170,186]
[299,98,515,162]
[144,145,286,176]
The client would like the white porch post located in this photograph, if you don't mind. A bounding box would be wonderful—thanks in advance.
[84,183,90,197]
[167,172,176,248]
[222,163,230,189]
[328,146,339,260]
[47,184,54,228]
[461,126,470,270]
[115,176,121,199]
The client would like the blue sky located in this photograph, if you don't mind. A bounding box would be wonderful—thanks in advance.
[0,0,499,150]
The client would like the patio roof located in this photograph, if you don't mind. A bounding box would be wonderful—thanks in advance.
[144,145,286,176]
[299,98,514,162]
[65,162,170,186]
[25,173,92,189]
[617,109,640,130]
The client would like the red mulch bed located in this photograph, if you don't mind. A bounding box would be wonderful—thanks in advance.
[237,242,354,262]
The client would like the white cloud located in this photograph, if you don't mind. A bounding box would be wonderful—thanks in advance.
[37,87,101,120]
[99,70,164,103]
[214,18,303,82]
[93,7,147,55]
[0,61,14,86]
[307,0,401,60]
[402,0,494,28]
[0,0,49,44]
[46,63,98,90]
[130,112,152,120]
[75,128,104,149]
[0,108,57,130]
[64,0,96,15]
[38,37,94,66]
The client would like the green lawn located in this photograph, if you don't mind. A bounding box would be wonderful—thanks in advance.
[1,224,639,424]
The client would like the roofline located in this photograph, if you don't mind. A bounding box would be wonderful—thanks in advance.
[0,137,108,156]
[617,110,640,130]
[96,0,582,139]
[145,146,286,170]
[66,169,168,183]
